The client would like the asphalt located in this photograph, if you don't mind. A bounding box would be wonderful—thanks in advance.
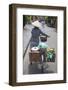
[23,24,57,75]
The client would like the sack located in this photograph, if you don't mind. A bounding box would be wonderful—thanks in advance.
[38,42,48,49]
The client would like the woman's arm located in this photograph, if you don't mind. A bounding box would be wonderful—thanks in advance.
[39,29,50,37]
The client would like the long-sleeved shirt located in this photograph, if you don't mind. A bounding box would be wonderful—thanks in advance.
[30,27,48,47]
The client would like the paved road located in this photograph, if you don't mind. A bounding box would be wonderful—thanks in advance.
[23,24,57,74]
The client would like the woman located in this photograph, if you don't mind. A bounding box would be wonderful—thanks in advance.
[30,20,49,48]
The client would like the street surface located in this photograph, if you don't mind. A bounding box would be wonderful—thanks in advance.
[23,24,57,74]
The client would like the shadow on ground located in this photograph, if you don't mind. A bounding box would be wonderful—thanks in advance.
[28,63,54,74]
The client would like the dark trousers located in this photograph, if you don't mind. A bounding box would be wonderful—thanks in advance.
[39,48,47,63]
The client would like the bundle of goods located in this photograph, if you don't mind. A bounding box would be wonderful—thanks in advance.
[29,47,41,64]
[46,48,55,62]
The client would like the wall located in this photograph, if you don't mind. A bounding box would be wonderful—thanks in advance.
[0,0,68,90]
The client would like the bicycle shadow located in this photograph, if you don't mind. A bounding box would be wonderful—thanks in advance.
[28,63,54,74]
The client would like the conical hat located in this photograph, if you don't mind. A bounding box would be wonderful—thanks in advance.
[32,20,42,28]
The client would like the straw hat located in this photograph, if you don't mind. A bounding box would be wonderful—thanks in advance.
[32,20,42,28]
